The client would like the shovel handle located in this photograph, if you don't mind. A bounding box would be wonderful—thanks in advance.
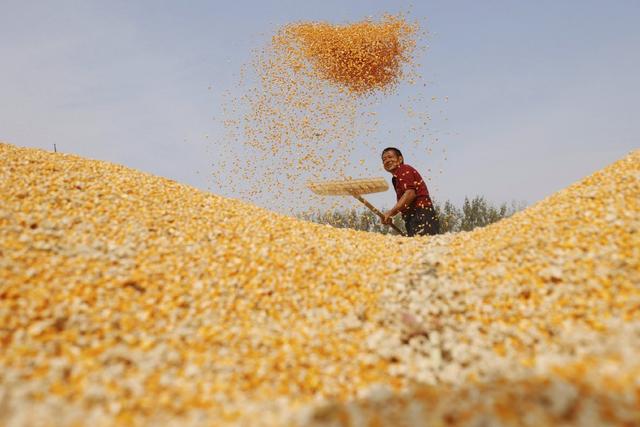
[351,194,405,236]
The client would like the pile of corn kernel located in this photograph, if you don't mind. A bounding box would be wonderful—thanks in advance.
[0,142,425,425]
[2,142,639,426]
[217,14,425,214]
[297,149,640,426]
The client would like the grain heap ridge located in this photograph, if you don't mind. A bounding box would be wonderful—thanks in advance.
[1,142,639,426]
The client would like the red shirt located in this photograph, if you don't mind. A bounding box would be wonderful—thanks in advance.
[392,164,433,214]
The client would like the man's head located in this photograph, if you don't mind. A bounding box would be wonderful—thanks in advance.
[382,147,403,173]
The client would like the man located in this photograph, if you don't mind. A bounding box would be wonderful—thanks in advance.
[381,147,439,237]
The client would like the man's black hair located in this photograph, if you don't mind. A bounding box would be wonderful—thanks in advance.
[381,147,403,158]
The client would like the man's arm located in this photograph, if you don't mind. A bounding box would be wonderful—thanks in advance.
[382,189,416,224]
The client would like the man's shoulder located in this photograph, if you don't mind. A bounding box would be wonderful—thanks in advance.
[397,163,419,174]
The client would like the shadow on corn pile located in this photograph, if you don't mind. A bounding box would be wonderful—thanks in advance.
[1,142,639,426]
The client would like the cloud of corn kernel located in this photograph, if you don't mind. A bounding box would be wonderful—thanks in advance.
[213,14,442,215]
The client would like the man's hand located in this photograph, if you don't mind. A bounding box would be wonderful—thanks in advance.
[383,190,413,226]
[382,211,394,225]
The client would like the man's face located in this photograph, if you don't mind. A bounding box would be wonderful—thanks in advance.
[382,150,402,173]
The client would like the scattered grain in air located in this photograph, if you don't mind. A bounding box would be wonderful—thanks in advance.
[213,14,422,216]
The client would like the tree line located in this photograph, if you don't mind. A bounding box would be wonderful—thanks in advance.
[300,196,526,235]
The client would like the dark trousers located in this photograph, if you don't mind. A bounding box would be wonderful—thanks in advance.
[403,206,439,237]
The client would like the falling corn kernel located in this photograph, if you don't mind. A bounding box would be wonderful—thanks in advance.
[279,14,417,95]
[214,14,422,216]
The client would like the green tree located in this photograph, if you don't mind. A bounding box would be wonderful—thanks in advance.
[434,199,463,233]
[300,196,525,235]
[460,196,509,231]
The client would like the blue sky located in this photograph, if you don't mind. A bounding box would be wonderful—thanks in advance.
[2,0,639,213]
